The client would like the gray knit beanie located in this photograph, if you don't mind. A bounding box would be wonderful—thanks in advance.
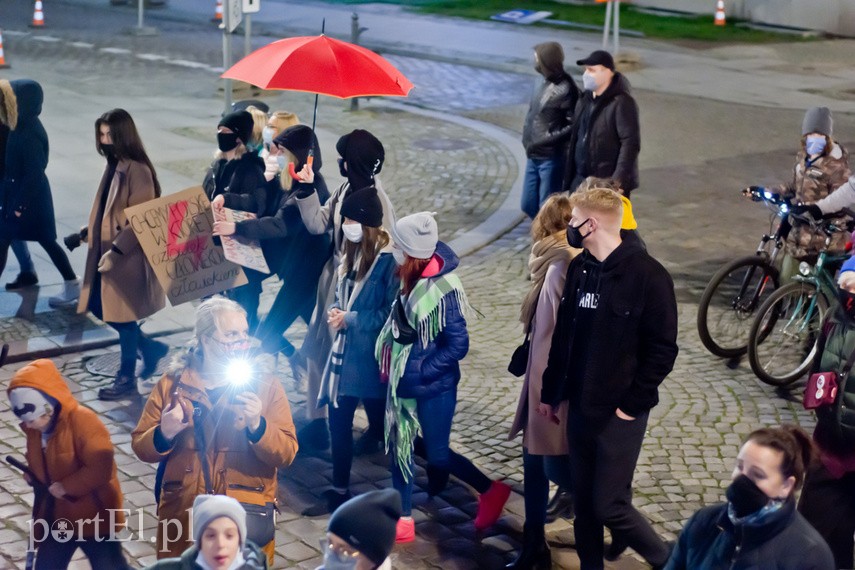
[802,106,833,137]
[391,212,438,260]
[192,495,247,547]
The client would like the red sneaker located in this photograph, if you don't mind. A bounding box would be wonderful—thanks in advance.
[395,516,415,543]
[474,481,511,531]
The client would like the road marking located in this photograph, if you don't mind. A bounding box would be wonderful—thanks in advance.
[30,35,61,43]
[137,53,169,61]
[100,47,132,54]
[168,59,213,70]
[68,42,94,49]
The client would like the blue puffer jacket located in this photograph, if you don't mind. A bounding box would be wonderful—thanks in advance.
[337,252,398,400]
[396,242,469,400]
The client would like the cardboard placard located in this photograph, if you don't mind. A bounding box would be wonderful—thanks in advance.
[214,207,270,274]
[125,186,247,305]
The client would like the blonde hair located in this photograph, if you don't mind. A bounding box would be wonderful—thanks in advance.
[277,147,298,192]
[576,176,622,194]
[194,296,246,344]
[569,188,624,220]
[531,194,573,241]
[246,105,268,149]
[268,111,299,137]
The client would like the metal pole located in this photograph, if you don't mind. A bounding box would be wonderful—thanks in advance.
[244,13,251,57]
[138,0,144,29]
[223,1,232,114]
[613,0,620,55]
[350,13,360,111]
[602,0,613,49]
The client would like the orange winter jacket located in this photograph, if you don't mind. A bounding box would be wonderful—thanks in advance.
[7,359,125,538]
[131,362,297,560]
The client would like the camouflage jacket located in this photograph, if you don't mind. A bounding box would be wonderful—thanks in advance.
[780,142,851,259]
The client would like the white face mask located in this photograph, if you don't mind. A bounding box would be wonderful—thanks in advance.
[276,155,286,170]
[342,223,363,243]
[262,127,275,145]
[582,71,598,92]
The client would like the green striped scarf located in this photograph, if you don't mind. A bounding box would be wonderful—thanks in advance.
[375,272,469,480]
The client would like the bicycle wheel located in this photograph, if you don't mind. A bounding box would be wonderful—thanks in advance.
[697,256,779,358]
[747,281,827,386]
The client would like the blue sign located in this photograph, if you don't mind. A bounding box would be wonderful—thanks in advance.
[491,9,553,25]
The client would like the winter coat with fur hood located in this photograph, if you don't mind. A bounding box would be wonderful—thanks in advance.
[7,359,125,538]
[0,79,59,241]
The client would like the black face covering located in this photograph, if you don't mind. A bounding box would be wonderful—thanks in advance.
[101,144,117,162]
[839,288,855,320]
[567,219,591,249]
[217,132,239,153]
[337,157,348,178]
[726,474,770,518]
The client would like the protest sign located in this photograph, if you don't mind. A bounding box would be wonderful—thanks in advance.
[125,186,247,305]
[214,207,270,274]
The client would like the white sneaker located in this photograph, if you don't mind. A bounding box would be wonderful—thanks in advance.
[137,376,158,396]
[48,278,80,308]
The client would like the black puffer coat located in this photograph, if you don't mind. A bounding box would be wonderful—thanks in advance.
[564,72,640,194]
[0,79,58,241]
[202,151,267,217]
[664,499,834,570]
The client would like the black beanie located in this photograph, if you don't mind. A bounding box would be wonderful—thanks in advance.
[340,185,383,228]
[218,111,254,147]
[273,125,322,171]
[336,129,385,184]
[328,489,402,565]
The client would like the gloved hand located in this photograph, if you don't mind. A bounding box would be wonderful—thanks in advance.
[791,203,823,220]
[97,250,120,273]
[63,232,82,251]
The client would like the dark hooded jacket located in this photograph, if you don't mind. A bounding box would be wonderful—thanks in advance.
[564,72,640,194]
[202,152,267,218]
[397,242,470,400]
[664,499,834,570]
[144,541,268,570]
[541,239,678,428]
[522,45,579,160]
[0,79,58,241]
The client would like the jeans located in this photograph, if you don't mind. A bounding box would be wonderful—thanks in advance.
[521,157,563,219]
[569,411,669,570]
[798,461,855,569]
[35,535,130,570]
[523,448,573,534]
[328,395,386,489]
[0,238,76,281]
[391,387,491,515]
[11,240,35,273]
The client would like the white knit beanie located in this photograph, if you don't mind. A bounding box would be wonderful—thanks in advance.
[391,212,438,260]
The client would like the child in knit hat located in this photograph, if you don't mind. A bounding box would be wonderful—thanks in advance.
[7,359,130,569]
[144,494,267,570]
[318,489,402,570]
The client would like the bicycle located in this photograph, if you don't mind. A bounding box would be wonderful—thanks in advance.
[697,187,791,358]
[746,211,855,386]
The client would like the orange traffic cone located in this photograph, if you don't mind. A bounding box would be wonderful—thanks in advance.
[212,0,223,23]
[30,0,45,27]
[714,0,726,26]
[0,30,9,68]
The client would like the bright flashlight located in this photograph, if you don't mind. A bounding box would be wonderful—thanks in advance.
[226,359,254,386]
[764,191,773,200]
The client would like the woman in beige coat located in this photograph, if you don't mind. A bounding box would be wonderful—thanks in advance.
[507,194,579,569]
[77,109,166,401]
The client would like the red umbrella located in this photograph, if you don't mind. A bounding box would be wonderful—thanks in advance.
[222,35,414,99]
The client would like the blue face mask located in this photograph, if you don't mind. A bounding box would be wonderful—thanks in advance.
[276,155,286,170]
[806,135,827,156]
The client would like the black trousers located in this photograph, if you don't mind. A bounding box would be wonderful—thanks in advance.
[328,394,386,489]
[35,534,130,569]
[0,238,76,281]
[799,461,855,569]
[569,411,668,570]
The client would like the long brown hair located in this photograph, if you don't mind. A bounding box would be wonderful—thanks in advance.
[746,424,816,490]
[396,255,431,297]
[343,226,390,281]
[95,109,162,197]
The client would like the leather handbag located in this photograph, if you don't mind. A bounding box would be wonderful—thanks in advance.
[804,322,855,410]
[507,335,530,377]
[241,501,276,546]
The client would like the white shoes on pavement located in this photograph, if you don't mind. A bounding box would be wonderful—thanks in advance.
[48,278,80,308]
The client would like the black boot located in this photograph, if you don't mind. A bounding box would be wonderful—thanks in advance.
[506,528,550,570]
[98,374,137,401]
[6,272,38,290]
[139,338,169,379]
[545,487,574,523]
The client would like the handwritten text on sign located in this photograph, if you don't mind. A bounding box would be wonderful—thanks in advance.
[126,186,247,305]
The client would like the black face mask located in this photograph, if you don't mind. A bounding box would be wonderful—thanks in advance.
[726,474,770,518]
[567,219,591,249]
[839,288,855,320]
[337,157,348,178]
[217,132,239,153]
[101,144,116,161]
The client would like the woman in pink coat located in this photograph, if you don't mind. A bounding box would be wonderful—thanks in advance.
[507,194,580,569]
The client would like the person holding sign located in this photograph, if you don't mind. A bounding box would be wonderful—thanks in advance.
[204,110,267,333]
[77,109,167,401]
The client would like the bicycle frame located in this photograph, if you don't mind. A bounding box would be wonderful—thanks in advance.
[734,212,791,312]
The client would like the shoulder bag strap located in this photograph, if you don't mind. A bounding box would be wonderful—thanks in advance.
[191,403,214,495]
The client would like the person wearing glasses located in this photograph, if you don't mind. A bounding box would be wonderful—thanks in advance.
[131,297,298,566]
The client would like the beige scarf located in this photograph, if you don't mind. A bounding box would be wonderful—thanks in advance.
[520,231,578,332]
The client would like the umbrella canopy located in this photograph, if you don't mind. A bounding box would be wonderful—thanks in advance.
[221,35,414,99]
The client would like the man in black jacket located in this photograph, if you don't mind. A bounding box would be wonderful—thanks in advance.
[564,50,640,197]
[539,188,677,570]
[521,41,579,219]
